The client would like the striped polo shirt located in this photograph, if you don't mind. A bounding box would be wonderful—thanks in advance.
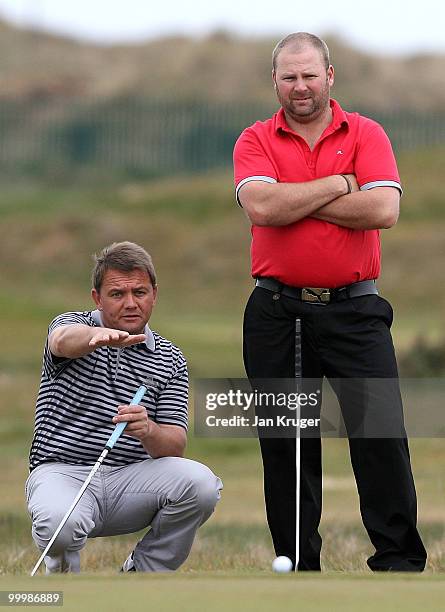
[29,310,188,472]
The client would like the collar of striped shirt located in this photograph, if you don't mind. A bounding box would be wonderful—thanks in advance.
[90,309,155,351]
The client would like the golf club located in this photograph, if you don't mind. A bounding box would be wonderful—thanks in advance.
[30,377,153,576]
[294,318,302,572]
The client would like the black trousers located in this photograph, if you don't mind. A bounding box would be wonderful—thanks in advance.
[243,286,427,571]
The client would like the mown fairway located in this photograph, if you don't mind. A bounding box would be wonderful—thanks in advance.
[1,574,445,612]
[0,154,444,608]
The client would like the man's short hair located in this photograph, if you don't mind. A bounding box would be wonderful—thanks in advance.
[92,241,157,292]
[272,32,330,71]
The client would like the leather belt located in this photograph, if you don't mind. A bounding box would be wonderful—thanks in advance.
[255,278,378,304]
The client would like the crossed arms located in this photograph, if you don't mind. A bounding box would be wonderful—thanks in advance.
[238,174,400,230]
[49,324,187,458]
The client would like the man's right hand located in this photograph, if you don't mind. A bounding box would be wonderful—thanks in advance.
[49,324,146,359]
[88,328,146,349]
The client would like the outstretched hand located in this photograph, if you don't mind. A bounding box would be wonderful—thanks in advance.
[88,328,146,349]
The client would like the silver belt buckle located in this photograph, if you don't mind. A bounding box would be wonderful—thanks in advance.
[301,287,331,303]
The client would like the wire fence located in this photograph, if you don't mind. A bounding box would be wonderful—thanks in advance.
[1,98,444,179]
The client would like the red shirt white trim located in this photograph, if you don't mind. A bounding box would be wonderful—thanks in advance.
[233,99,401,287]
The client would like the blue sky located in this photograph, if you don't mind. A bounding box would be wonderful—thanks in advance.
[0,0,444,54]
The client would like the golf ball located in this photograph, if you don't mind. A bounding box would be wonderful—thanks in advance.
[272,556,293,573]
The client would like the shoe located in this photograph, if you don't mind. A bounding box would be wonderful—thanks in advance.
[45,552,80,574]
[120,552,136,572]
[45,554,67,575]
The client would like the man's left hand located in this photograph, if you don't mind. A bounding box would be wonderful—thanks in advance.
[112,405,152,441]
[112,404,187,458]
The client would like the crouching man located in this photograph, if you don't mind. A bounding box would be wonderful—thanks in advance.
[26,241,222,573]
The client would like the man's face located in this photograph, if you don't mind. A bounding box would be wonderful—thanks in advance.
[91,268,157,335]
[273,45,334,124]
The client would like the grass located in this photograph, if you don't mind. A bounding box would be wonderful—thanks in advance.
[1,574,444,612]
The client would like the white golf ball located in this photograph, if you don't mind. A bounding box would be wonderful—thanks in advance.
[272,556,293,573]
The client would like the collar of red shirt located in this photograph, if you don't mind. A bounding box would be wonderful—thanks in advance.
[275,98,349,135]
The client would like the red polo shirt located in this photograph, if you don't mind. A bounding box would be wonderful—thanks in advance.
[233,99,401,288]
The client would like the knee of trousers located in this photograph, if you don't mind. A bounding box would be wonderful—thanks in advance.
[185,463,223,517]
[32,508,92,553]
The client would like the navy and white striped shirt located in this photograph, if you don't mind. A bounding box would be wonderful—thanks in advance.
[29,310,188,471]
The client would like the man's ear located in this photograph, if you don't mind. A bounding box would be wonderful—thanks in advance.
[91,288,101,309]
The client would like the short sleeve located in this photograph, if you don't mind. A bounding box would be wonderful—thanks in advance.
[43,311,95,379]
[233,127,278,206]
[355,122,402,194]
[154,350,188,430]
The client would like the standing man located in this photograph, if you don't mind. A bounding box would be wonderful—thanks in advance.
[27,241,222,573]
[233,33,426,571]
